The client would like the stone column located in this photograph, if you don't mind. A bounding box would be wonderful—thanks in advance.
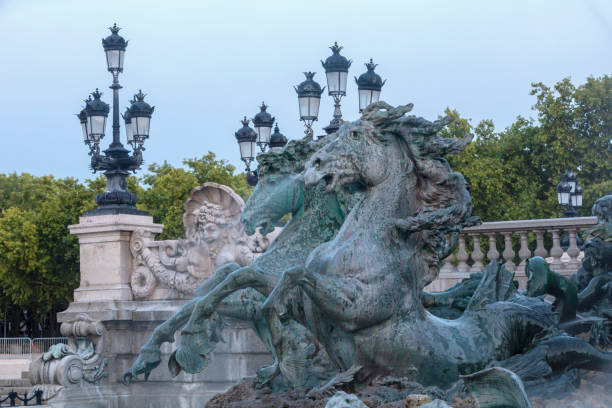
[516,231,531,274]
[68,214,163,302]
[567,228,580,269]
[54,212,272,407]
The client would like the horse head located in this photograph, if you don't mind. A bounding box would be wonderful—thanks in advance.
[241,136,326,236]
[304,101,480,288]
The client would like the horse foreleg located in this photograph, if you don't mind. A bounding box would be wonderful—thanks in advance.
[172,266,279,374]
[262,267,365,377]
[260,267,306,383]
[121,263,241,384]
[183,266,278,333]
[193,262,241,297]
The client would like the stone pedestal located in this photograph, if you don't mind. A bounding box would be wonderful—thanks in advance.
[53,301,270,408]
[39,213,271,407]
[68,214,163,302]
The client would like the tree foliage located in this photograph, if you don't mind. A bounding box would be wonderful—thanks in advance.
[447,75,612,221]
[0,153,250,335]
[138,152,251,240]
[0,76,609,336]
[0,174,96,336]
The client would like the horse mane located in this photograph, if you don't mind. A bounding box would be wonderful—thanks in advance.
[257,136,326,176]
[362,102,481,286]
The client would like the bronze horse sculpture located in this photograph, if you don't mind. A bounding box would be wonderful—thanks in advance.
[260,102,612,389]
[125,102,612,399]
[122,135,358,384]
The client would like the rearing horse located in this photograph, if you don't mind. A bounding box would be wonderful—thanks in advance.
[261,102,612,388]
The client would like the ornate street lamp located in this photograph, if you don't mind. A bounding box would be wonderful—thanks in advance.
[355,59,386,113]
[321,42,351,135]
[83,89,110,152]
[556,170,584,250]
[235,117,258,186]
[269,123,288,149]
[295,72,324,138]
[102,23,127,73]
[252,102,275,151]
[556,170,583,218]
[77,24,153,216]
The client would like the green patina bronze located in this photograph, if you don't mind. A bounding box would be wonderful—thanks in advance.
[122,134,360,385]
[525,256,577,323]
[575,195,612,320]
[123,103,612,405]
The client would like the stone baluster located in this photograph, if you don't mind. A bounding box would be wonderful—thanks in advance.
[486,233,499,262]
[549,229,563,271]
[502,232,516,270]
[517,231,531,270]
[534,230,547,258]
[470,233,484,272]
[456,234,469,273]
[566,229,580,268]
[439,259,454,274]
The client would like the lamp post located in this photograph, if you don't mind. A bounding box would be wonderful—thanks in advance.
[322,42,351,135]
[556,170,583,218]
[295,72,324,139]
[269,123,287,149]
[252,102,275,152]
[556,170,584,250]
[235,103,288,187]
[237,45,385,187]
[77,24,154,216]
[235,117,258,186]
[356,59,386,113]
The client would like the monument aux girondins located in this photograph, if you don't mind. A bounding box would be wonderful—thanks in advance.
[22,24,612,408]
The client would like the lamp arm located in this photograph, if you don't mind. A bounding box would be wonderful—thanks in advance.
[90,152,114,173]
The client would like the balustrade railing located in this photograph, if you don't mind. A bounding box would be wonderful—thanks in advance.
[427,216,597,292]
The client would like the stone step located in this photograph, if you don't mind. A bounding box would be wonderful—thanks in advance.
[0,358,31,380]
[0,377,32,387]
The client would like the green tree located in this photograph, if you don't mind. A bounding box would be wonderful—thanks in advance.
[0,174,96,336]
[447,75,612,222]
[138,152,252,240]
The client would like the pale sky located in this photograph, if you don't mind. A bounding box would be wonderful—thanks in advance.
[1,0,611,180]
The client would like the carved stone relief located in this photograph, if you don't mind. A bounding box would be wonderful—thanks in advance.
[30,313,107,387]
[130,182,278,299]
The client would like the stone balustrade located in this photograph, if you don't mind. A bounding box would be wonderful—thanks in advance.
[427,216,597,292]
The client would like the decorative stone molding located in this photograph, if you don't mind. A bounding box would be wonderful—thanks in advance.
[68,213,163,302]
[130,183,279,299]
[30,314,107,387]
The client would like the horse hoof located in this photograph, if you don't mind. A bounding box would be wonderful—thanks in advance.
[121,371,133,385]
[256,362,280,385]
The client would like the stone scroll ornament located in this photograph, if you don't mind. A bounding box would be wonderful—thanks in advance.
[30,313,107,393]
[129,182,277,299]
[123,102,612,406]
